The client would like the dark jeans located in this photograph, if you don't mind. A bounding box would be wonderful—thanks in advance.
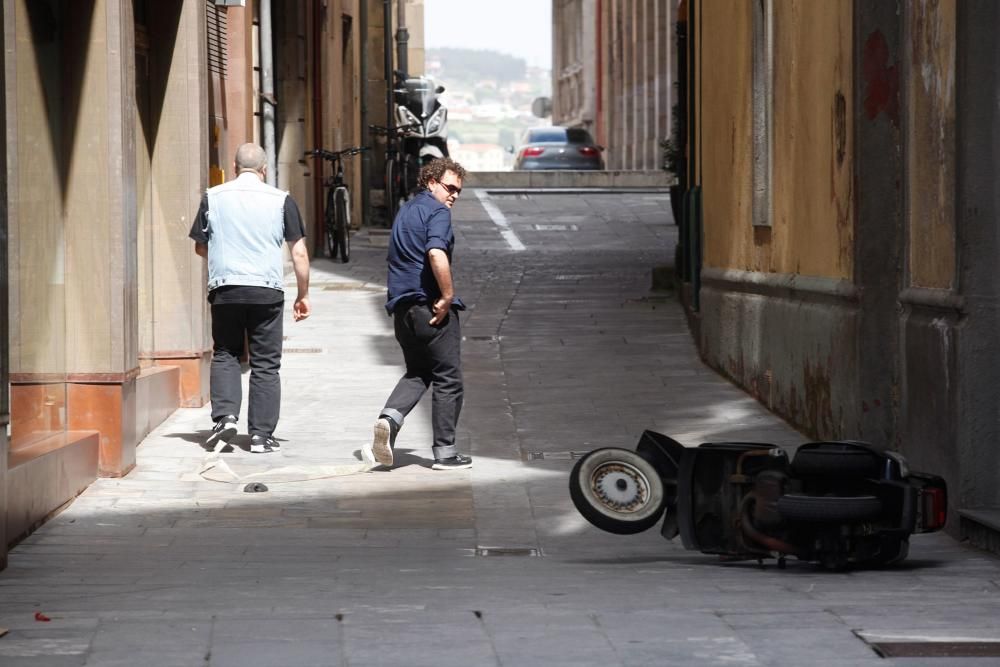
[210,302,283,436]
[382,303,463,460]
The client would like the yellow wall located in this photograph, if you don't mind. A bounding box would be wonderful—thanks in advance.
[906,0,956,290]
[701,0,854,280]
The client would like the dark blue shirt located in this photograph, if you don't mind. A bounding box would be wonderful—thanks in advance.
[385,190,466,314]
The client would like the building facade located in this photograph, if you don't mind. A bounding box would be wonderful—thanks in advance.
[1,0,383,569]
[677,0,1000,548]
[553,0,674,171]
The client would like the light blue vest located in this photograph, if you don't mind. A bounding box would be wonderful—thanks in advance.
[204,172,287,292]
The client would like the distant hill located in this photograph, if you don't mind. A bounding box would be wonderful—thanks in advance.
[426,48,527,83]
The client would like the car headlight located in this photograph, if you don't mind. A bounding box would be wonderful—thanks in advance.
[426,108,447,136]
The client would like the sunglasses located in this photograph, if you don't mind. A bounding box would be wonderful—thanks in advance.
[437,181,462,197]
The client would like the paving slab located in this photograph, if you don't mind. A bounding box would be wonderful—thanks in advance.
[1,191,999,665]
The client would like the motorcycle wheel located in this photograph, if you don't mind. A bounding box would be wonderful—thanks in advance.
[569,448,666,535]
[776,494,883,523]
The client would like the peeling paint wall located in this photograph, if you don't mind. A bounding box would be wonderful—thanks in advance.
[906,0,956,290]
[701,0,853,280]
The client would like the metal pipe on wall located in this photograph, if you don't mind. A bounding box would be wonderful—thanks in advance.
[360,0,371,226]
[383,0,393,131]
[396,0,408,76]
[260,0,276,185]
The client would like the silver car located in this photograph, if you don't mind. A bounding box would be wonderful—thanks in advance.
[512,126,605,170]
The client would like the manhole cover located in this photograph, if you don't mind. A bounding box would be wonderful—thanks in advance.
[868,642,1000,658]
[527,451,588,460]
[475,547,540,557]
[533,224,579,231]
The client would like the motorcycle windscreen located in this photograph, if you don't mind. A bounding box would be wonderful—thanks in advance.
[402,79,438,118]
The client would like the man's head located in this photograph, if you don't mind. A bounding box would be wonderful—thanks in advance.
[234,143,267,179]
[418,158,467,209]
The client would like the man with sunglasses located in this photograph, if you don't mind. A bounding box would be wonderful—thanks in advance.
[363,158,473,470]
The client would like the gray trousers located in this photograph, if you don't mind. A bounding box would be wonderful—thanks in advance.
[210,302,284,436]
[382,302,463,460]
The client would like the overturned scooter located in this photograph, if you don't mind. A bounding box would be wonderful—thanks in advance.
[569,431,948,570]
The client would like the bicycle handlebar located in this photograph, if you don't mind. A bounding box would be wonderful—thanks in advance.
[304,146,370,161]
[368,123,421,137]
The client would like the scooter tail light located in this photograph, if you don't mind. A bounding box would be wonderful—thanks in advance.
[921,486,947,531]
[522,147,545,158]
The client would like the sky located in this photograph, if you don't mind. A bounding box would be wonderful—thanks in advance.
[422,0,552,70]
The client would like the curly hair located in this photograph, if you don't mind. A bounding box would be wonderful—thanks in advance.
[417,157,467,190]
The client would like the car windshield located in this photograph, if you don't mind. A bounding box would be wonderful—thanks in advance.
[529,128,568,143]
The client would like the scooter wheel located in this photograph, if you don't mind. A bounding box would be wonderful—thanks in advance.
[570,448,666,535]
[776,494,883,523]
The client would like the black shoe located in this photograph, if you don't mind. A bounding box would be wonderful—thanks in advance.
[432,454,473,470]
[250,434,280,454]
[206,415,238,450]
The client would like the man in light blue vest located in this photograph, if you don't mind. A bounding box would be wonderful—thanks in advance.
[189,143,311,454]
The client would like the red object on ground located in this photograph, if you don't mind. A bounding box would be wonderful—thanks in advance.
[34,612,51,622]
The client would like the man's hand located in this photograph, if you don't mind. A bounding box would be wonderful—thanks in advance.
[293,296,311,321]
[429,295,452,325]
[427,248,455,326]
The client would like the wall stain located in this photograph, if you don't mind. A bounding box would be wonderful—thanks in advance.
[862,29,900,126]
[833,91,847,165]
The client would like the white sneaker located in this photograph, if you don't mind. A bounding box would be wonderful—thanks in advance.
[369,417,395,467]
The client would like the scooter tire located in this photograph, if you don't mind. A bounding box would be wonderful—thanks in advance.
[791,446,882,479]
[776,494,883,523]
[569,448,666,535]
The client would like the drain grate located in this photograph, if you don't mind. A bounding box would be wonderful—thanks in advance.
[868,642,1000,658]
[533,224,579,231]
[283,347,323,354]
[527,451,588,461]
[465,335,499,342]
[475,547,540,557]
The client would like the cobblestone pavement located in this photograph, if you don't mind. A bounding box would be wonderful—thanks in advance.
[1,190,999,666]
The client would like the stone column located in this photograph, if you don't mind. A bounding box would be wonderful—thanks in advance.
[138,0,209,409]
[61,0,139,476]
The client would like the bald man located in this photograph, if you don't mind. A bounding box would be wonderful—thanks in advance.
[189,143,310,454]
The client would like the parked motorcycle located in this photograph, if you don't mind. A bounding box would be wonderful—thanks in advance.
[393,70,450,191]
[569,431,948,570]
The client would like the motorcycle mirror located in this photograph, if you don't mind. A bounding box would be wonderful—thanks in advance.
[435,85,446,94]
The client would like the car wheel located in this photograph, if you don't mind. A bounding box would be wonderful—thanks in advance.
[776,494,883,523]
[569,448,666,535]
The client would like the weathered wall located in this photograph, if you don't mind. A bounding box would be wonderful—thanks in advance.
[595,0,672,170]
[898,0,959,491]
[952,0,1000,510]
[701,0,853,278]
[138,1,208,364]
[697,1,859,440]
[1,0,8,569]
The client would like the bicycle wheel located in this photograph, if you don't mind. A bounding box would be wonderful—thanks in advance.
[324,188,338,258]
[384,157,400,222]
[334,187,351,263]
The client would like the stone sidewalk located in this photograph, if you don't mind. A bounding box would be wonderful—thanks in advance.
[1,190,999,666]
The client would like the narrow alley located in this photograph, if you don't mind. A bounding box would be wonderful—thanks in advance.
[1,190,998,666]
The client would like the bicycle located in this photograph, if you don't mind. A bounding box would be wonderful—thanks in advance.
[304,146,368,262]
[369,122,420,223]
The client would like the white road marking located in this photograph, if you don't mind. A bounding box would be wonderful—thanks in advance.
[475,189,526,251]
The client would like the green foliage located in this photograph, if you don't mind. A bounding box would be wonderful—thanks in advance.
[428,48,527,83]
